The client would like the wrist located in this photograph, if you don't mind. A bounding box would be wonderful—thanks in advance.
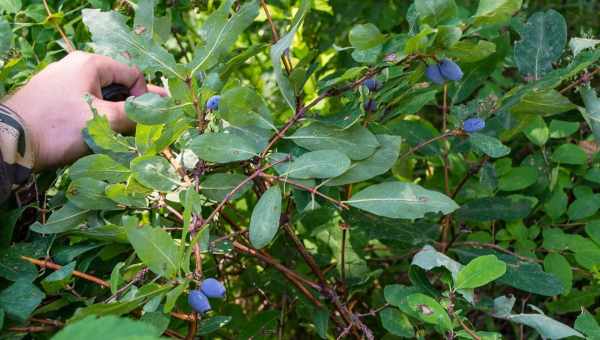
[0,101,37,175]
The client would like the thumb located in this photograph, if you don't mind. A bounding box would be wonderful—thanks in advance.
[92,97,135,134]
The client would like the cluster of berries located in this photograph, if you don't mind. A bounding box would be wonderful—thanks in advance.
[425,58,464,84]
[424,59,485,133]
[363,78,381,113]
[188,278,226,314]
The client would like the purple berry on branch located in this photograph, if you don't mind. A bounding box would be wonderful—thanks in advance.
[463,118,486,133]
[188,290,212,313]
[425,64,445,85]
[200,278,226,298]
[206,95,221,110]
[439,59,463,81]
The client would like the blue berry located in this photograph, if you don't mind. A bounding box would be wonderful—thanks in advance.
[363,78,381,92]
[463,118,486,133]
[364,99,377,112]
[439,59,463,81]
[206,95,220,110]
[425,64,445,85]
[188,290,211,313]
[200,278,226,299]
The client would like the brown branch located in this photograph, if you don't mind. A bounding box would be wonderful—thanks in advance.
[232,241,323,308]
[162,148,192,184]
[259,173,349,209]
[22,256,110,288]
[559,66,600,94]
[399,130,462,161]
[258,67,385,159]
[42,0,75,53]
[260,0,292,74]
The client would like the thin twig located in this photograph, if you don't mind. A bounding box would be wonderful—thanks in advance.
[42,0,75,52]
[259,173,349,209]
[22,256,110,288]
[399,130,462,161]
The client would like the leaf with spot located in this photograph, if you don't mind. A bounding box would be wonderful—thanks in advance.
[345,182,459,219]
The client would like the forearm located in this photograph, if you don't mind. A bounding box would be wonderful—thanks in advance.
[0,103,34,203]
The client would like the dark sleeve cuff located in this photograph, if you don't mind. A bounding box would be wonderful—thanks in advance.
[0,103,34,203]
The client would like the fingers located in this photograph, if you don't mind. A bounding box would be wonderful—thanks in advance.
[88,53,148,97]
[92,97,135,134]
[148,84,169,97]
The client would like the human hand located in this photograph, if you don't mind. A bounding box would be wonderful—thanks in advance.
[3,51,166,171]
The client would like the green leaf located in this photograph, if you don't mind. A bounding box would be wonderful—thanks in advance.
[506,311,584,339]
[405,293,452,331]
[133,0,156,40]
[273,150,351,179]
[0,17,12,57]
[551,144,587,165]
[67,178,120,210]
[522,115,549,146]
[345,182,459,219]
[414,0,457,26]
[198,316,233,335]
[82,9,183,79]
[200,173,252,202]
[218,87,273,129]
[189,132,260,164]
[380,307,414,337]
[511,89,576,116]
[456,248,564,296]
[126,226,179,278]
[289,122,380,160]
[579,86,600,145]
[30,203,91,234]
[0,0,21,14]
[456,196,532,221]
[469,133,511,158]
[70,154,130,183]
[349,23,385,50]
[131,155,181,192]
[0,280,45,322]
[514,10,567,79]
[447,40,496,63]
[125,92,185,125]
[163,281,187,313]
[473,0,522,26]
[41,261,75,294]
[270,0,311,109]
[543,253,572,295]
[412,245,462,280]
[190,0,259,75]
[549,119,579,138]
[498,166,538,191]
[84,113,133,153]
[70,284,170,322]
[249,186,282,249]
[313,308,329,339]
[455,255,506,289]
[105,183,148,208]
[575,310,600,339]
[325,135,402,186]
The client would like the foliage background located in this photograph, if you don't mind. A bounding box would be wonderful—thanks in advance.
[2,0,600,339]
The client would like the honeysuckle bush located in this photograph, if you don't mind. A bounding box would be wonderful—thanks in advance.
[3,0,600,339]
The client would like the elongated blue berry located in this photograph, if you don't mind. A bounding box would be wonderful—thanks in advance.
[206,95,220,110]
[188,290,211,313]
[439,59,463,81]
[463,118,486,133]
[200,278,226,298]
[364,99,377,112]
[425,64,445,85]
[363,78,381,92]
